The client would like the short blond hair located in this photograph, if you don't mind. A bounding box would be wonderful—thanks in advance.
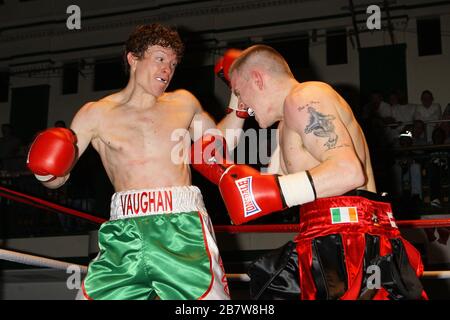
[229,44,293,78]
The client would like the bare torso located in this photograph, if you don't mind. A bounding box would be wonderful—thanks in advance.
[270,81,376,192]
[72,90,196,192]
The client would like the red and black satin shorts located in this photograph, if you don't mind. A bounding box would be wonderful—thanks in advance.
[247,191,428,300]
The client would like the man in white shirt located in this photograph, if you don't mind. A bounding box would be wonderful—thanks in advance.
[385,91,415,145]
[413,90,442,143]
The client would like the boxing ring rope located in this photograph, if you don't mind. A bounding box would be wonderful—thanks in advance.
[0,247,449,280]
[2,185,450,229]
[1,185,450,281]
[0,186,106,225]
[0,248,87,273]
[0,246,245,280]
[213,219,450,233]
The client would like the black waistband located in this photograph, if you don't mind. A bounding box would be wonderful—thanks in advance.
[343,190,391,203]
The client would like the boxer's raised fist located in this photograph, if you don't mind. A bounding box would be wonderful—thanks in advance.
[215,49,252,118]
[214,49,242,86]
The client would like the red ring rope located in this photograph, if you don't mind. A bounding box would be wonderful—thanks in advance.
[1,185,450,231]
[213,220,450,233]
[0,186,106,224]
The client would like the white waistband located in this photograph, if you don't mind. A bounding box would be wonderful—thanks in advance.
[110,186,207,220]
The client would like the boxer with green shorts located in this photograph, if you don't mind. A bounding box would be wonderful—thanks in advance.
[80,186,229,300]
[27,23,245,300]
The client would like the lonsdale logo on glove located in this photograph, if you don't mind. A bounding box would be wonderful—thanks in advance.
[235,177,262,218]
[219,164,287,225]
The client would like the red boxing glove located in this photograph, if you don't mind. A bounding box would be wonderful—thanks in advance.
[219,165,287,225]
[214,56,226,83]
[214,49,242,85]
[215,49,251,119]
[190,134,233,185]
[27,128,77,181]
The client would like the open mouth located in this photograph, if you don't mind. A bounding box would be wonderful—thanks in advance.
[156,77,168,84]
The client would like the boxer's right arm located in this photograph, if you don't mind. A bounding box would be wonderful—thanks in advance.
[30,102,97,189]
[69,102,98,161]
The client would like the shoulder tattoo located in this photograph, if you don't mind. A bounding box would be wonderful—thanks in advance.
[297,100,320,112]
[304,106,338,150]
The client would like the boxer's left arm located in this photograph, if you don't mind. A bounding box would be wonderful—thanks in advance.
[185,89,244,186]
[283,85,366,200]
[188,48,248,149]
[215,49,253,120]
[187,91,245,150]
[216,93,246,149]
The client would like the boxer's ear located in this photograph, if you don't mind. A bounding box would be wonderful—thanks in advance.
[127,52,138,72]
[250,70,264,91]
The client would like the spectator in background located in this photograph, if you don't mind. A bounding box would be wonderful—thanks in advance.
[443,103,450,118]
[424,127,450,245]
[0,123,22,172]
[439,103,450,142]
[411,120,428,146]
[361,91,391,121]
[392,91,415,124]
[361,91,392,147]
[413,90,442,143]
[426,127,449,208]
[382,91,415,146]
[391,125,424,203]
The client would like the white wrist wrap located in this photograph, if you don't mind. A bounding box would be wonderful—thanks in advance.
[227,93,255,116]
[278,171,316,207]
[229,92,238,109]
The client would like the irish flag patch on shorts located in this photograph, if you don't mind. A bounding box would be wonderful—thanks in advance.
[330,207,358,224]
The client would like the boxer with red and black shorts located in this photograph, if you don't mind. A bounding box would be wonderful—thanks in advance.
[296,190,426,300]
[193,44,427,300]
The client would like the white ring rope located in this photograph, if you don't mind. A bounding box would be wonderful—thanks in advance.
[1,249,449,280]
[226,273,251,282]
[0,248,88,274]
[421,270,450,279]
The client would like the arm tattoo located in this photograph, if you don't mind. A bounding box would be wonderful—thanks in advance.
[297,101,320,112]
[304,106,338,149]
